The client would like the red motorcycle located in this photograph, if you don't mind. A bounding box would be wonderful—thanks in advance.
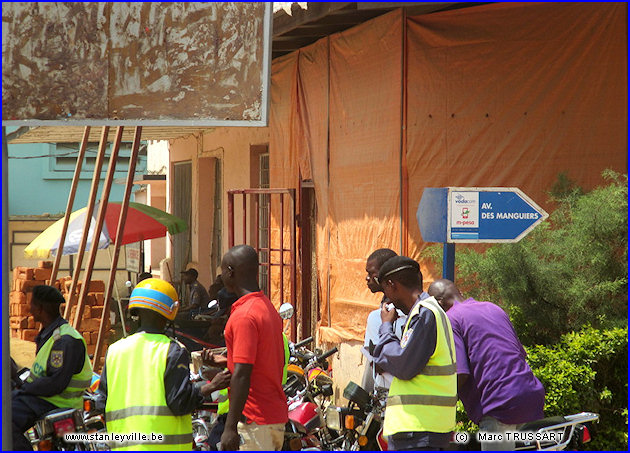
[283,343,338,451]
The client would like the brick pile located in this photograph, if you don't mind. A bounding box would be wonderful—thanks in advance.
[10,261,113,371]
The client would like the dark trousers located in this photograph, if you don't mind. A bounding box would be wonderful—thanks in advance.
[12,391,58,451]
[209,413,227,450]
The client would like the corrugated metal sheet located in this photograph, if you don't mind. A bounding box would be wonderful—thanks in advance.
[2,2,269,124]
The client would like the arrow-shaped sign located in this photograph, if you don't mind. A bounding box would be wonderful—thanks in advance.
[418,187,549,243]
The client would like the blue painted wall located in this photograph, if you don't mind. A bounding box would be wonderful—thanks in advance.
[7,129,147,216]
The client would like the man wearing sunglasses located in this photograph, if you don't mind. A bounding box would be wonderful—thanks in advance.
[362,248,401,393]
[372,256,457,451]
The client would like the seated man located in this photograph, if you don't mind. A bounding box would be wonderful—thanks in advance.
[180,268,210,317]
[12,285,93,450]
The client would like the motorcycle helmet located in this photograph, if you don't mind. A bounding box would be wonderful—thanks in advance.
[128,278,180,321]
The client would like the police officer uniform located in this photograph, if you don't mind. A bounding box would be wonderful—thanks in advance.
[12,315,92,450]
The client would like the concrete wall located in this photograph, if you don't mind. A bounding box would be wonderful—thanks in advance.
[168,127,269,288]
[167,126,374,398]
[328,340,367,405]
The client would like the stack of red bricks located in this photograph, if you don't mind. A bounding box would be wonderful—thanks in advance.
[10,261,112,370]
[9,261,54,341]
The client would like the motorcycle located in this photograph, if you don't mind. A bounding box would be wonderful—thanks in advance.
[13,363,104,451]
[513,411,599,451]
[322,381,386,451]
[283,345,338,451]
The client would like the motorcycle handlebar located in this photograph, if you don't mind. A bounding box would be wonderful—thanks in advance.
[294,336,313,348]
[316,346,338,362]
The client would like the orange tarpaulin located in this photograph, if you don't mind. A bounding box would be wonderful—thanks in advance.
[405,2,627,261]
[270,3,627,343]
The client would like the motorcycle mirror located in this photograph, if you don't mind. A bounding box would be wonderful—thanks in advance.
[279,303,294,320]
[208,299,219,311]
[125,280,132,288]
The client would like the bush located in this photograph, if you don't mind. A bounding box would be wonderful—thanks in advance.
[526,327,628,450]
[453,328,627,451]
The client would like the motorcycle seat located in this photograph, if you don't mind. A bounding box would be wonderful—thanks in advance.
[519,415,567,432]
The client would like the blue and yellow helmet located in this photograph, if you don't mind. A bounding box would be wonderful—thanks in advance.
[128,278,179,321]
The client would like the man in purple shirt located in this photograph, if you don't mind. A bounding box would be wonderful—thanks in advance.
[428,279,545,451]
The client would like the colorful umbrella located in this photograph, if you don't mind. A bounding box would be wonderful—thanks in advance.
[24,202,187,258]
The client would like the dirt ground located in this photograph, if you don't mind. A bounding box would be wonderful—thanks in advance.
[10,338,36,368]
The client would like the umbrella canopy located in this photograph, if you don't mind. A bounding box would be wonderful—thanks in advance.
[24,202,188,259]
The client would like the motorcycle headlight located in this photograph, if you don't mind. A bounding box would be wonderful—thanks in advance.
[325,406,343,431]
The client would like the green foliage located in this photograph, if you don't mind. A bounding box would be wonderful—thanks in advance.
[424,170,627,345]
[525,328,628,450]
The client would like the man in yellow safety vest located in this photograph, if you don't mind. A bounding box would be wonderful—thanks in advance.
[372,256,457,451]
[98,278,231,450]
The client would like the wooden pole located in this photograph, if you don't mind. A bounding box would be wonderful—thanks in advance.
[400,8,409,256]
[50,127,90,284]
[289,189,297,342]
[73,127,124,329]
[64,127,109,319]
[228,192,235,247]
[93,127,142,368]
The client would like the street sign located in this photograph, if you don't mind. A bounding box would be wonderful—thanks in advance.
[417,187,549,281]
[418,187,549,244]
[125,242,141,274]
[448,187,549,242]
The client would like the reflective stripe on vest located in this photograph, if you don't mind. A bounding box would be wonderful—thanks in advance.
[27,323,93,409]
[383,297,457,436]
[106,405,175,422]
[105,332,192,451]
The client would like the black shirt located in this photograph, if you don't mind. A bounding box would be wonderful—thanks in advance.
[98,327,204,416]
[19,316,87,398]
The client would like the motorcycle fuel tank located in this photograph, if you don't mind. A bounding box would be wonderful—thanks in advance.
[288,401,322,433]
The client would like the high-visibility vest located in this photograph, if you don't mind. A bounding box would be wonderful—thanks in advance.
[27,323,92,409]
[383,297,457,436]
[217,388,229,415]
[282,333,290,385]
[217,332,291,416]
[105,333,192,451]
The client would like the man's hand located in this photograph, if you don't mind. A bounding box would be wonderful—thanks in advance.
[202,348,228,367]
[212,369,231,390]
[380,304,398,324]
[200,369,231,397]
[220,426,241,451]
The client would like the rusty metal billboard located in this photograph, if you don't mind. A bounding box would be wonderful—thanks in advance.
[2,2,271,126]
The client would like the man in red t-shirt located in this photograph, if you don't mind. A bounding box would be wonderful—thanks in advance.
[204,245,288,450]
